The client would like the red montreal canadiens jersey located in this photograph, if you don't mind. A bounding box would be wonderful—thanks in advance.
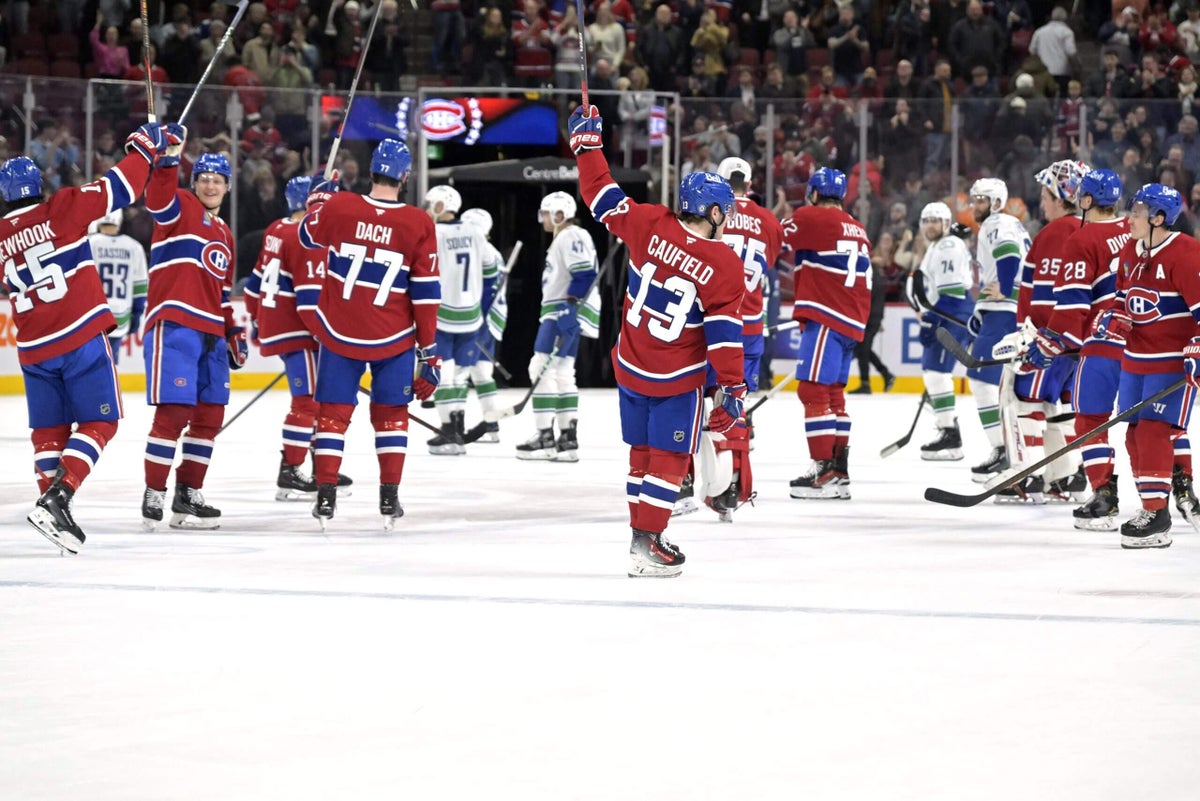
[722,196,783,337]
[782,205,871,341]
[1018,214,1078,328]
[244,217,323,356]
[298,192,439,360]
[1117,232,1200,374]
[576,150,744,396]
[144,167,236,337]
[1048,217,1129,358]
[2,153,150,365]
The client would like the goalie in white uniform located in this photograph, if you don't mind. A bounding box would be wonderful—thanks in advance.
[516,191,599,462]
[460,207,506,442]
[88,209,147,365]
[424,185,494,455]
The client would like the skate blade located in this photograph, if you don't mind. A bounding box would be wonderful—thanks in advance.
[275,488,317,502]
[428,446,466,456]
[315,515,331,532]
[971,472,1000,484]
[336,487,353,498]
[515,450,556,461]
[627,560,683,578]
[670,498,699,518]
[993,493,1046,505]
[1121,532,1173,549]
[141,517,160,532]
[1177,506,1200,533]
[479,433,500,443]
[169,513,221,530]
[920,450,964,461]
[27,509,81,555]
[552,450,579,463]
[789,487,843,500]
[1074,515,1119,532]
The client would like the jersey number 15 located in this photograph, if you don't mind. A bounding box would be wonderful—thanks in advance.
[5,241,68,313]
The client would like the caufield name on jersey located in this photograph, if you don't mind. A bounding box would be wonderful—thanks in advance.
[647,234,714,285]
[0,220,56,263]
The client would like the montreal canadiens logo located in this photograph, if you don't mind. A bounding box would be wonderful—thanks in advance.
[201,241,232,281]
[421,99,468,141]
[1125,287,1162,323]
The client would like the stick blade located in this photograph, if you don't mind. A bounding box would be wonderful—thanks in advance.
[462,421,490,444]
[924,486,987,507]
[880,441,905,459]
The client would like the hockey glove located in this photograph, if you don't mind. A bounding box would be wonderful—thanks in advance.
[967,308,984,337]
[918,318,937,347]
[568,105,604,155]
[307,172,340,208]
[707,383,747,436]
[1024,328,1066,370]
[555,301,581,337]
[1186,337,1200,389]
[949,221,973,240]
[125,122,167,164]
[413,345,441,401]
[226,326,248,370]
[157,123,186,167]
[1092,308,1132,343]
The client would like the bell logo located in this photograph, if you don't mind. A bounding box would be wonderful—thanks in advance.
[1125,287,1161,323]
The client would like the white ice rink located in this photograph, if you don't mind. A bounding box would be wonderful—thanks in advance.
[2,386,1199,800]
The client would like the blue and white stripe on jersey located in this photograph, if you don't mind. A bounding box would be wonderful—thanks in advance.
[588,182,626,221]
[703,314,743,353]
[16,303,112,354]
[146,191,182,226]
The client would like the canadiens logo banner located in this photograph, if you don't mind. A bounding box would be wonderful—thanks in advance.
[325,95,558,148]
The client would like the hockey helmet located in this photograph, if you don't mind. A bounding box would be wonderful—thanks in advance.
[0,156,43,202]
[716,156,753,187]
[806,167,848,201]
[920,201,953,223]
[98,209,122,229]
[370,138,412,180]
[426,185,462,216]
[192,152,231,185]
[285,175,312,213]
[678,172,735,216]
[1131,183,1183,225]
[1035,160,1090,204]
[1078,169,1122,208]
[539,191,577,224]
[461,208,493,236]
[969,178,1008,213]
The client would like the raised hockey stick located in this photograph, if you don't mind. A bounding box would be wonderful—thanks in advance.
[925,378,1188,507]
[324,0,387,178]
[573,0,589,106]
[177,0,250,126]
[138,0,155,122]
[356,385,441,434]
[218,370,285,434]
[880,391,929,458]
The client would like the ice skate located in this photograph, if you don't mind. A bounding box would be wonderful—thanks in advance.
[380,483,403,531]
[170,484,221,530]
[627,528,685,578]
[671,474,698,517]
[276,454,317,501]
[427,419,466,455]
[308,446,353,495]
[1047,467,1088,503]
[971,446,1009,483]
[27,481,84,555]
[479,422,500,443]
[994,474,1046,504]
[516,428,556,460]
[920,423,963,461]
[335,471,354,497]
[789,459,842,500]
[1073,476,1119,531]
[553,420,579,462]
[312,483,337,531]
[1120,507,1172,549]
[141,487,166,532]
[834,445,851,499]
[1171,466,1200,532]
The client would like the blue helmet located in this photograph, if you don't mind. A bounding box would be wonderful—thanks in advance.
[370,138,411,180]
[1132,183,1183,225]
[807,167,847,201]
[285,175,312,213]
[192,152,231,184]
[1078,169,1122,208]
[678,171,735,217]
[0,157,43,202]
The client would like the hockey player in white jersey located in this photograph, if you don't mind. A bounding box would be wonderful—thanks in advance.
[460,207,505,442]
[424,185,494,455]
[88,209,148,364]
[965,178,1032,488]
[906,202,974,460]
[516,191,598,462]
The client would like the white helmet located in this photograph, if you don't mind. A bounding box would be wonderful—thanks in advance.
[460,207,492,236]
[1035,159,1090,204]
[969,178,1008,213]
[716,156,753,187]
[920,201,952,236]
[539,191,577,224]
[425,184,462,216]
[89,209,123,234]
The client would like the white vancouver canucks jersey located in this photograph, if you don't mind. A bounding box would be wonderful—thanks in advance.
[88,231,148,338]
[975,212,1031,312]
[435,219,493,333]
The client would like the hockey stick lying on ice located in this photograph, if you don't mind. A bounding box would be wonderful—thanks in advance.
[925,378,1188,507]
[218,370,285,434]
[356,385,442,435]
[880,391,929,458]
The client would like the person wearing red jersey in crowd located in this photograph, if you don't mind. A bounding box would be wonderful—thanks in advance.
[140,138,246,532]
[782,167,872,501]
[243,175,354,502]
[297,139,442,531]
[1098,184,1200,548]
[3,122,172,553]
[569,104,745,578]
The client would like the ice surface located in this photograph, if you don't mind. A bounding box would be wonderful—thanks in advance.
[2,387,1199,800]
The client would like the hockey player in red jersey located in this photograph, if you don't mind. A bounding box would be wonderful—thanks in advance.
[297,138,442,530]
[4,124,170,553]
[570,105,746,578]
[140,140,246,532]
[781,167,871,500]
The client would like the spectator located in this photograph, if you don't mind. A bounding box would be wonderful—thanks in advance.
[1135,126,1162,175]
[885,58,920,116]
[241,108,285,165]
[1055,78,1085,157]
[28,119,80,192]
[1029,6,1077,97]
[1085,45,1136,99]
[587,2,626,71]
[267,46,312,148]
[1179,1,1200,62]
[222,53,266,116]
[681,141,716,175]
[741,124,771,178]
[637,4,684,92]
[897,172,934,226]
[689,8,729,94]
[364,0,406,91]
[330,0,365,89]
[739,0,789,56]
[681,52,719,98]
[618,66,655,155]
[883,97,923,186]
[240,166,287,234]
[960,65,998,168]
[948,0,1004,80]
[159,11,200,85]
[890,0,932,76]
[1139,5,1179,57]
[1116,144,1149,194]
[550,5,582,92]
[511,0,553,87]
[1097,6,1143,68]
[1164,114,1200,175]
[930,0,966,57]
[1178,63,1199,120]
[198,0,229,39]
[92,128,121,176]
[432,0,465,74]
[243,20,280,78]
[919,58,953,174]
[995,133,1040,210]
[759,61,802,116]
[726,65,757,110]
[1131,52,1174,132]
[770,9,814,80]
[123,42,169,120]
[590,57,619,150]
[1093,117,1132,168]
[91,12,130,77]
[287,19,321,71]
[1159,143,1196,191]
[98,0,131,29]
[198,21,237,79]
[470,6,511,86]
[826,0,869,88]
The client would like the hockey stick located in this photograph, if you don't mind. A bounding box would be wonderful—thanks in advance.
[356,385,441,434]
[766,319,800,334]
[471,239,522,381]
[218,370,285,434]
[324,0,387,179]
[880,391,929,458]
[935,326,1010,369]
[925,378,1188,507]
[745,370,795,418]
[573,0,589,106]
[138,0,155,122]
[177,0,249,126]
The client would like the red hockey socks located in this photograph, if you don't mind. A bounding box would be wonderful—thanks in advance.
[1076,412,1114,489]
[314,402,354,485]
[1172,431,1192,478]
[370,403,409,485]
[282,394,319,466]
[31,424,71,493]
[829,384,850,455]
[145,404,191,491]
[637,449,690,534]
[57,420,118,492]
[1132,420,1173,511]
[627,445,652,528]
[176,402,224,489]
[797,380,836,460]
